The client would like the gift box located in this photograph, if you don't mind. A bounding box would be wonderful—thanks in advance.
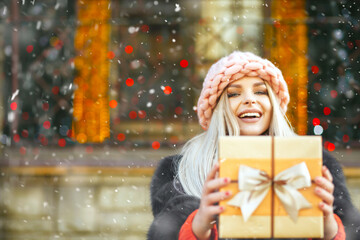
[218,136,323,239]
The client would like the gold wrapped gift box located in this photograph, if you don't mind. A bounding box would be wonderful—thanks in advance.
[218,136,323,239]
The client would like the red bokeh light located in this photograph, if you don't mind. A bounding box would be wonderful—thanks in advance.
[129,111,137,119]
[43,121,51,129]
[109,100,118,109]
[52,86,59,95]
[125,45,133,54]
[20,147,26,155]
[175,107,183,115]
[138,110,146,119]
[13,134,20,143]
[180,60,188,68]
[117,133,125,141]
[26,45,33,53]
[107,51,115,59]
[43,102,49,111]
[343,134,350,143]
[21,130,29,138]
[324,107,331,115]
[330,90,338,98]
[152,141,160,150]
[126,78,134,86]
[10,102,17,110]
[311,66,319,74]
[58,139,66,147]
[313,83,321,91]
[164,86,172,95]
[312,118,320,126]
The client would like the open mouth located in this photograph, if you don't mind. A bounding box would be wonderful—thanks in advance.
[238,112,262,119]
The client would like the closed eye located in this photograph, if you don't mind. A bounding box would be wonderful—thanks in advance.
[256,91,268,95]
[227,93,239,98]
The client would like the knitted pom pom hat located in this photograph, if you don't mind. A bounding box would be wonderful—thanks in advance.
[197,51,290,130]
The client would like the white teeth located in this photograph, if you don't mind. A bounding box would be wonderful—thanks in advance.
[240,112,261,118]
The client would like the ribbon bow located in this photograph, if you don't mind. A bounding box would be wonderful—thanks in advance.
[227,162,312,222]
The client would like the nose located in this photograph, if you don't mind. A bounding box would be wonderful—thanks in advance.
[243,92,256,105]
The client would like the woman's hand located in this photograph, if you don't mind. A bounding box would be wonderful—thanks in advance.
[192,163,232,240]
[314,166,338,240]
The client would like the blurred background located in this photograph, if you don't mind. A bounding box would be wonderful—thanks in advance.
[0,0,359,239]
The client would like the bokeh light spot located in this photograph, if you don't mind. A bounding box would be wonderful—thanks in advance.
[330,90,338,98]
[43,102,49,111]
[125,45,133,54]
[175,107,183,115]
[343,134,350,143]
[117,133,126,141]
[26,45,33,53]
[313,83,321,91]
[138,110,146,119]
[107,51,115,59]
[58,139,66,147]
[21,130,29,138]
[324,107,331,115]
[164,86,172,95]
[129,111,137,119]
[141,24,149,32]
[109,100,118,108]
[311,66,319,74]
[312,118,320,126]
[10,102,17,110]
[180,59,188,68]
[314,125,323,135]
[77,133,87,144]
[20,147,26,155]
[52,86,59,95]
[152,141,160,150]
[327,142,335,152]
[157,104,164,112]
[126,78,134,86]
[13,134,20,143]
[273,20,281,28]
[43,121,51,129]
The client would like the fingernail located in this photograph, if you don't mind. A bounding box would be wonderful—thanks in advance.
[319,202,324,208]
[224,178,229,183]
[225,191,231,196]
[220,206,224,211]
[315,177,321,183]
[315,187,321,193]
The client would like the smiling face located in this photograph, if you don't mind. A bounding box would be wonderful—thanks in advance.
[226,76,273,136]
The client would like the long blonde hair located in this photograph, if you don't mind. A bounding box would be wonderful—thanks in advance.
[177,81,296,198]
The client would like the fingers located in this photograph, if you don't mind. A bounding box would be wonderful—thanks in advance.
[314,176,334,194]
[203,190,233,206]
[315,186,334,205]
[319,202,333,217]
[203,176,230,195]
[322,166,333,183]
[205,162,219,182]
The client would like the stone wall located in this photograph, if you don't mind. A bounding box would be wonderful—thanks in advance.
[0,167,359,240]
[0,168,153,240]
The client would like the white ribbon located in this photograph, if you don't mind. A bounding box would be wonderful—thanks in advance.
[227,162,312,222]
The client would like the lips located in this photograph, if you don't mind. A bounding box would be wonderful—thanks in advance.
[237,109,263,123]
[238,109,263,118]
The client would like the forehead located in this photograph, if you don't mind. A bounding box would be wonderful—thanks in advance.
[228,76,265,88]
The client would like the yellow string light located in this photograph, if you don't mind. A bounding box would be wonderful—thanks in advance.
[72,0,111,143]
[265,0,308,135]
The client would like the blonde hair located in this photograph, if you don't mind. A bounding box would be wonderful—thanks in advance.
[177,81,296,198]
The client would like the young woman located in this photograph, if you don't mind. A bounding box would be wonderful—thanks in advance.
[147,51,360,240]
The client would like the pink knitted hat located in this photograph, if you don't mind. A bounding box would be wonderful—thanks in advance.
[197,51,290,130]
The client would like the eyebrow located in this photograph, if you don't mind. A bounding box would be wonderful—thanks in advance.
[228,82,266,88]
